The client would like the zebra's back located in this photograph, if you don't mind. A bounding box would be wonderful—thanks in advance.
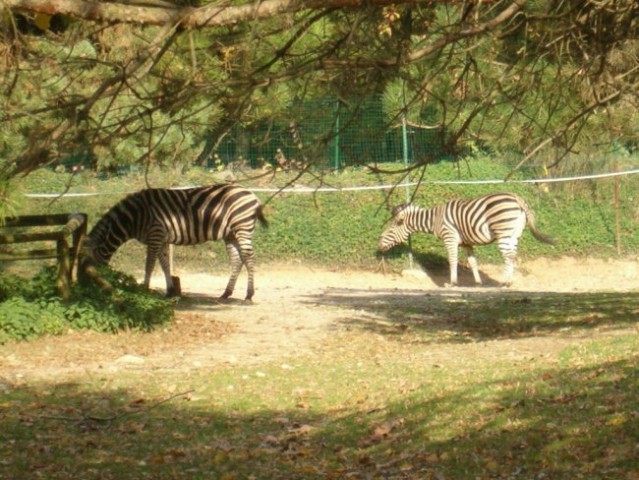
[437,193,528,245]
[167,185,263,245]
[155,185,262,244]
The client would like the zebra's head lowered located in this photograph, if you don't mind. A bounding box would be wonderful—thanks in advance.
[377,203,419,252]
[78,233,108,272]
[80,210,128,269]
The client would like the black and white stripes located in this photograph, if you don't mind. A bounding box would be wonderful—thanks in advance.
[85,184,267,300]
[378,192,553,286]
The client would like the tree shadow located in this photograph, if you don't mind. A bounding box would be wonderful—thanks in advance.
[385,250,503,288]
[302,287,639,344]
[173,293,252,313]
[2,355,637,479]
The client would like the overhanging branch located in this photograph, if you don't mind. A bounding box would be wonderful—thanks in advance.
[6,0,446,28]
[505,89,623,180]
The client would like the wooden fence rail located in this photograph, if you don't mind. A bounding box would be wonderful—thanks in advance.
[0,213,88,300]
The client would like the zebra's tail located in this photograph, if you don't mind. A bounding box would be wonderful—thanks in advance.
[519,197,554,245]
[256,205,269,229]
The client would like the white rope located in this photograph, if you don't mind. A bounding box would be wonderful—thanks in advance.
[22,167,639,198]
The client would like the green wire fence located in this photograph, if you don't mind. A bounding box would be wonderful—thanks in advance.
[209,96,446,170]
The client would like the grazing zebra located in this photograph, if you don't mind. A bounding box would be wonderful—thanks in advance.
[378,192,553,286]
[83,184,268,300]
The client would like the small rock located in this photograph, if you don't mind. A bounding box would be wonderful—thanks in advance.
[115,354,146,365]
[401,269,428,280]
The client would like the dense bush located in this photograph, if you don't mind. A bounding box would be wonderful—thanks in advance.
[0,266,174,343]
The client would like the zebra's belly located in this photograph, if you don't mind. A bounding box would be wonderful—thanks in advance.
[136,235,205,247]
[457,223,500,246]
[457,229,497,245]
[134,222,224,246]
[460,237,495,247]
[169,238,209,246]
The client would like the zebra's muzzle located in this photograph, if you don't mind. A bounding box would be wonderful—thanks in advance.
[377,238,393,253]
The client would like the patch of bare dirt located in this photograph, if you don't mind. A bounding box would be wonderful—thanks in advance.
[1,257,638,382]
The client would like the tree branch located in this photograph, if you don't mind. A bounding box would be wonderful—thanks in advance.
[505,89,623,180]
[6,0,444,28]
[321,0,527,68]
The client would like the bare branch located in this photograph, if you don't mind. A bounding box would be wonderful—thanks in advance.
[32,390,195,428]
[5,0,444,28]
[506,89,623,180]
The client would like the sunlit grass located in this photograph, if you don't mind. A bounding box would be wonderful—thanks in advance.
[2,323,638,479]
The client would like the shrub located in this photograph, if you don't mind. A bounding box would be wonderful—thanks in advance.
[0,266,174,343]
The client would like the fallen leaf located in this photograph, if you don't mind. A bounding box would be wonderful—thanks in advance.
[372,417,404,440]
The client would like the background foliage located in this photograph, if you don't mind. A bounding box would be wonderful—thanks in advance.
[7,152,639,276]
[1,0,637,214]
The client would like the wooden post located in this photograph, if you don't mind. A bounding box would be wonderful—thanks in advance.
[56,236,72,300]
[170,276,182,297]
[67,213,88,282]
[80,263,115,294]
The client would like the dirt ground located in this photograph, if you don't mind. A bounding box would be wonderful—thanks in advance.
[1,257,638,383]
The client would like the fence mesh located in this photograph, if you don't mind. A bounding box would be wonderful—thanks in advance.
[211,96,446,169]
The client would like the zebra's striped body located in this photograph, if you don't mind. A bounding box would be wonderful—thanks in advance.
[85,184,267,300]
[378,192,553,286]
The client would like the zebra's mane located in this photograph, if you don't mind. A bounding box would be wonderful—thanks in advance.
[391,203,416,217]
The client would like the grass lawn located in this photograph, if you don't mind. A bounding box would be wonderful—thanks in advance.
[1,284,638,480]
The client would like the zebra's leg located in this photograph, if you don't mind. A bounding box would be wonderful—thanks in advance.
[238,236,257,301]
[444,242,460,287]
[497,236,519,286]
[221,240,243,299]
[158,244,178,296]
[143,247,157,289]
[145,244,176,295]
[463,246,482,285]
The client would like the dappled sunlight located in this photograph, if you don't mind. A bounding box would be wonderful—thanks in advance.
[2,263,639,479]
[2,346,637,479]
[304,287,639,344]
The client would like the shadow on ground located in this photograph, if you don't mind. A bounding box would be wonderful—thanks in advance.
[303,286,639,344]
[2,353,637,480]
[383,251,504,288]
[173,293,253,313]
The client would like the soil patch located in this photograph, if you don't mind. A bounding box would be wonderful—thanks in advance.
[1,257,637,382]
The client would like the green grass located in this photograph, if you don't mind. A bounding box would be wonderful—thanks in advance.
[1,302,637,479]
[0,266,174,342]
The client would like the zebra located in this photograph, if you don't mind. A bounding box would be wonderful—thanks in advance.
[378,192,553,287]
[83,184,268,300]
